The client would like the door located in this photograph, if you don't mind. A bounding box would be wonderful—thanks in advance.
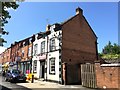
[66,64,80,85]
[39,61,45,78]
[41,65,44,78]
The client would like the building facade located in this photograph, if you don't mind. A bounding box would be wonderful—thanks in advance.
[19,35,35,75]
[0,7,98,85]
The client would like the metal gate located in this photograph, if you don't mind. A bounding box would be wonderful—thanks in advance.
[81,64,97,88]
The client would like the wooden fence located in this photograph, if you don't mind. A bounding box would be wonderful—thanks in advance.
[81,64,97,88]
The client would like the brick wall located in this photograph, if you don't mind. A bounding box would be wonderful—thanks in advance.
[95,63,120,89]
[21,41,32,61]
[61,8,98,85]
[62,10,97,64]
[10,42,19,62]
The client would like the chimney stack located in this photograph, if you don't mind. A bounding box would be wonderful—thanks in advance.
[46,24,51,31]
[76,7,83,15]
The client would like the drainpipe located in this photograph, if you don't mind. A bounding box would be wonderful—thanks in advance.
[45,35,48,81]
[95,41,98,60]
[31,35,34,74]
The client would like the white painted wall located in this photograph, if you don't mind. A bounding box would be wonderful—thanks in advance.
[32,33,47,78]
[46,26,62,82]
[32,24,62,81]
[47,51,60,82]
[32,34,39,78]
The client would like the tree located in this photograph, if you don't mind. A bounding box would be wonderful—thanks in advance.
[0,2,19,46]
[102,41,113,54]
[101,41,120,59]
[112,43,120,54]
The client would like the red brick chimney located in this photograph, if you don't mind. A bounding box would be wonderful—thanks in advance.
[76,7,83,15]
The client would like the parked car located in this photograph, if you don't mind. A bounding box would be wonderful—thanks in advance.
[5,69,26,83]
[2,70,6,77]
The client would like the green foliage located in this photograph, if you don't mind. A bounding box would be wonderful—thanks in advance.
[100,41,120,59]
[102,41,120,54]
[1,2,19,32]
[101,54,120,59]
[0,2,19,46]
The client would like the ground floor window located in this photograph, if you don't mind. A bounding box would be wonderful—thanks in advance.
[49,58,55,74]
[33,60,37,73]
[26,62,31,74]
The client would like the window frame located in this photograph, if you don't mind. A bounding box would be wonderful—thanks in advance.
[33,60,37,73]
[41,41,45,54]
[22,50,24,57]
[28,47,32,56]
[34,44,38,56]
[49,38,56,51]
[49,57,55,74]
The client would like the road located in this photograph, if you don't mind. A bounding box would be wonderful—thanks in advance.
[0,75,98,90]
[0,75,31,90]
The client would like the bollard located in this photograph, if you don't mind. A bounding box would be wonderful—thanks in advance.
[31,74,34,83]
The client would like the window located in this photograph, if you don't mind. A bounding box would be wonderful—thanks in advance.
[34,60,37,73]
[49,58,55,74]
[34,44,38,55]
[29,38,32,44]
[22,50,24,57]
[23,41,25,46]
[41,41,45,54]
[50,38,55,51]
[58,35,62,46]
[28,47,31,56]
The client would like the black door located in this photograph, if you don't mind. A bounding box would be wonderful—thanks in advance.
[42,65,44,78]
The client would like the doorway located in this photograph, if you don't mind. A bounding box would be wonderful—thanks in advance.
[41,65,44,78]
[39,61,45,79]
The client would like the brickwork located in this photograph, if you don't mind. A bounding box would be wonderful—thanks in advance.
[10,42,19,62]
[95,63,120,89]
[0,47,11,64]
[61,7,98,85]
[62,9,97,65]
[21,41,32,61]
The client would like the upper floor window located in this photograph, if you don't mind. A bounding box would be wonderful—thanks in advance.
[23,41,25,47]
[34,44,38,55]
[41,41,45,54]
[49,38,55,51]
[22,50,24,57]
[29,38,32,44]
[28,47,32,56]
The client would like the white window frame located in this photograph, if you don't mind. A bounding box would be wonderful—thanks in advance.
[22,50,24,57]
[41,41,45,54]
[49,38,55,51]
[33,60,37,73]
[34,44,38,56]
[49,58,55,74]
[28,47,32,56]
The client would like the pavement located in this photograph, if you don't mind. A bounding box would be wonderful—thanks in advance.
[16,79,98,90]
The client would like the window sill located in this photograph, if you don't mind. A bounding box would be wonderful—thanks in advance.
[49,72,55,75]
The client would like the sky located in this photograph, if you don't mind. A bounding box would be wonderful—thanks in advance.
[2,2,118,53]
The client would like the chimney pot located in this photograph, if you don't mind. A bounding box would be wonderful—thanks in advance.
[46,24,51,31]
[76,7,83,15]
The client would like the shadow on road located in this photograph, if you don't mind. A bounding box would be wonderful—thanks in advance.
[0,85,32,90]
[1,85,11,90]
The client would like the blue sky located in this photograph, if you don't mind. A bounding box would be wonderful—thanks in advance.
[3,2,118,53]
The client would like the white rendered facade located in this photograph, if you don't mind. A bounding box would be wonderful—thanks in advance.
[46,24,62,83]
[32,24,62,83]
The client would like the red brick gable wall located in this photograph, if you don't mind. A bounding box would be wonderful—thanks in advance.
[62,13,97,64]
